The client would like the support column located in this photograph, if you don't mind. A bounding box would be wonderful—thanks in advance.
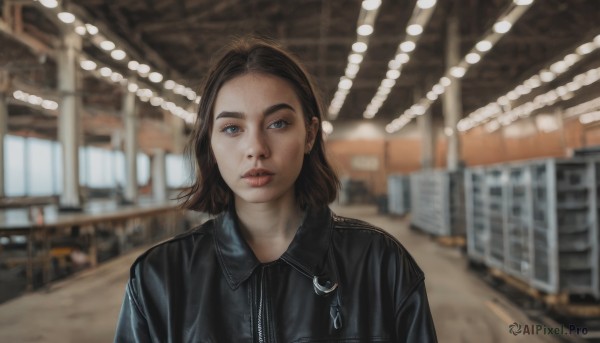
[416,86,434,169]
[171,115,185,155]
[442,13,463,171]
[0,92,7,197]
[123,87,138,203]
[152,149,167,202]
[58,32,81,210]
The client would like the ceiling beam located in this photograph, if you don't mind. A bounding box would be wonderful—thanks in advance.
[134,0,241,33]
[68,4,184,81]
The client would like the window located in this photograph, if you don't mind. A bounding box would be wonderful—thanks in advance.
[166,154,189,188]
[26,137,54,196]
[53,142,62,194]
[87,147,115,188]
[4,135,26,196]
[137,153,150,186]
[114,150,125,187]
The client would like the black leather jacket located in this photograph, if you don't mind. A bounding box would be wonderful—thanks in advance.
[115,206,438,342]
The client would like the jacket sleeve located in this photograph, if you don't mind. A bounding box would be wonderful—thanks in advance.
[114,280,152,343]
[395,279,438,342]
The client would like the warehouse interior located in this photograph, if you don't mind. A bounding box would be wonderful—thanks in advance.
[1,0,600,342]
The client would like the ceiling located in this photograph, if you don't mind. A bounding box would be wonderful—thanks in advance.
[1,0,600,146]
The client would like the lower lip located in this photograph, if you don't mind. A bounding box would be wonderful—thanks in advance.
[244,174,273,187]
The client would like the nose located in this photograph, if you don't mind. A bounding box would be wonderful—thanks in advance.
[245,129,270,159]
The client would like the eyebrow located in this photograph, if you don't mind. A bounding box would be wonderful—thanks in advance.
[215,103,295,120]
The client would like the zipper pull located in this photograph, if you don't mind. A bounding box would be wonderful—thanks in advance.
[330,304,343,330]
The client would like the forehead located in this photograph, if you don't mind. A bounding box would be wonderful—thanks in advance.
[213,72,302,114]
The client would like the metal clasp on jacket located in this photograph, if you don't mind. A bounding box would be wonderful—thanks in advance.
[313,276,338,296]
[313,276,342,330]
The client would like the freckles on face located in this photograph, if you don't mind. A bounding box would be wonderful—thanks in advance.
[209,72,314,205]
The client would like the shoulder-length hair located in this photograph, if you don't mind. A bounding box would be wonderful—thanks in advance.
[180,37,339,214]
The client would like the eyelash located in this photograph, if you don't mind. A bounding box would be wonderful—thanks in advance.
[219,119,291,135]
[268,119,290,129]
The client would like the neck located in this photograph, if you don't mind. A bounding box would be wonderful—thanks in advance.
[234,193,304,263]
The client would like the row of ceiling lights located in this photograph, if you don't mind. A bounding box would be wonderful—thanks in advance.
[35,0,575,135]
[12,90,59,111]
[482,65,600,132]
[324,0,383,134]
[34,0,197,122]
[385,0,536,134]
[458,33,600,132]
[362,0,437,119]
[80,55,197,123]
[565,97,600,121]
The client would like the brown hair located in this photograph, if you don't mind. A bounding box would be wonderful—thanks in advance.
[180,37,339,214]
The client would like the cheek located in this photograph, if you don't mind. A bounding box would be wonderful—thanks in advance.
[210,138,228,170]
[277,138,306,168]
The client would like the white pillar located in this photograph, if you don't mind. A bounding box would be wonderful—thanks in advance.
[0,92,7,197]
[58,32,81,209]
[171,115,185,155]
[416,86,434,169]
[152,149,167,202]
[442,14,463,171]
[123,88,138,203]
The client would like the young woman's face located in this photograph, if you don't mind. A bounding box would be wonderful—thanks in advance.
[211,72,317,206]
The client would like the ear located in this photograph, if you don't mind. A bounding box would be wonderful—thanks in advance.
[305,116,319,153]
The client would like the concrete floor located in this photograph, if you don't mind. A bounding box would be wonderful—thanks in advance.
[0,204,575,342]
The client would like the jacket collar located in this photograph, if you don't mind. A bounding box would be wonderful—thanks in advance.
[214,206,333,290]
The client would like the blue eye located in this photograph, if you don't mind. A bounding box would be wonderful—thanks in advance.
[269,119,289,129]
[222,125,240,134]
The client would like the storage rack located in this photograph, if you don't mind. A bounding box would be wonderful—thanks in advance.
[387,174,411,215]
[465,157,600,299]
[551,158,598,298]
[449,171,466,237]
[410,170,465,236]
[530,159,557,293]
[505,162,533,282]
[465,167,486,263]
[484,166,508,270]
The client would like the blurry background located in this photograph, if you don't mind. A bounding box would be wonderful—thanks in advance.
[1,0,600,342]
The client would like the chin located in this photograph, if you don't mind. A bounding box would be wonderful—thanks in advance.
[236,189,290,205]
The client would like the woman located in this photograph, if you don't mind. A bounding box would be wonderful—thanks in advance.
[115,37,437,342]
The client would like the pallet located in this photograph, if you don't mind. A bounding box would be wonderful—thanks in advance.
[433,235,466,248]
[487,267,600,318]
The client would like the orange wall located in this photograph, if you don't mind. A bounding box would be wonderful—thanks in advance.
[386,138,421,173]
[326,140,388,195]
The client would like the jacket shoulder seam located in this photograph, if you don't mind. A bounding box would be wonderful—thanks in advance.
[332,215,404,246]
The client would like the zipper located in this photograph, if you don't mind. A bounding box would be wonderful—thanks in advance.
[256,266,274,343]
[256,267,265,343]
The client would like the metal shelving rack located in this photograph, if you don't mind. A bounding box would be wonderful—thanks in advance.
[449,171,466,237]
[465,167,487,263]
[410,170,465,236]
[530,160,556,293]
[505,163,533,282]
[465,157,600,299]
[484,166,508,270]
[553,159,598,298]
[410,171,449,236]
[387,174,410,216]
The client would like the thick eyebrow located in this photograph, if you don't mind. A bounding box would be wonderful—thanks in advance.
[215,103,295,120]
[215,111,244,120]
[264,103,295,116]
